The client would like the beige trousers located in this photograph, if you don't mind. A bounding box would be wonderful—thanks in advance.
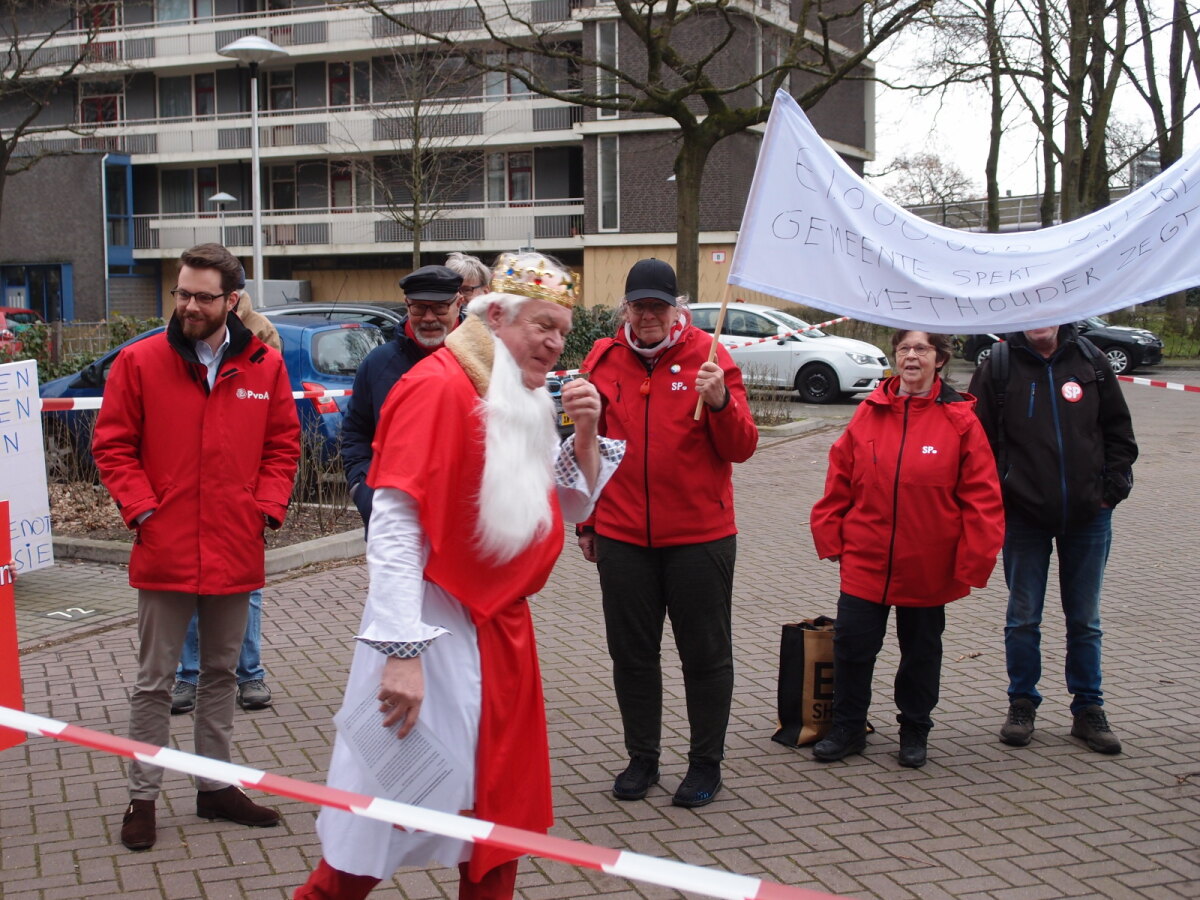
[127,589,250,798]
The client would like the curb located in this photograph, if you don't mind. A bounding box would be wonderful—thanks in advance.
[757,417,842,437]
[51,529,365,575]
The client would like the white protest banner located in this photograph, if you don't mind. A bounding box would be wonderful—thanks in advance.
[0,359,54,573]
[729,90,1200,333]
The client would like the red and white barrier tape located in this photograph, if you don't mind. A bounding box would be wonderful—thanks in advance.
[40,388,353,412]
[0,705,844,900]
[1115,374,1200,393]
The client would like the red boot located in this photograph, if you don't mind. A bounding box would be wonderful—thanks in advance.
[294,858,381,900]
[458,859,518,900]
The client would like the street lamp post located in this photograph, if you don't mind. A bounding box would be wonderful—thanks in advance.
[207,191,236,247]
[217,35,288,306]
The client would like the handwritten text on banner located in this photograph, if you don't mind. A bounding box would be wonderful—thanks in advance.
[728,91,1200,334]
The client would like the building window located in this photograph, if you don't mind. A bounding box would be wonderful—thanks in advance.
[161,169,195,214]
[268,70,295,111]
[486,152,535,206]
[328,62,370,108]
[598,135,618,231]
[157,0,213,20]
[158,75,192,118]
[196,167,217,212]
[80,80,124,124]
[195,73,215,118]
[483,51,533,99]
[330,164,354,210]
[271,165,296,210]
[758,30,779,103]
[597,21,618,118]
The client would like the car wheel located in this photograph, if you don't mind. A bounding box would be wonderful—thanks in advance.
[1104,346,1130,374]
[795,362,840,404]
[974,345,992,367]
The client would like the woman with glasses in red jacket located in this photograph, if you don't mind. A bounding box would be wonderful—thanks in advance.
[810,330,1004,768]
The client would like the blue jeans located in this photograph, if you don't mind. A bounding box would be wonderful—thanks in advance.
[177,588,265,686]
[1003,508,1112,712]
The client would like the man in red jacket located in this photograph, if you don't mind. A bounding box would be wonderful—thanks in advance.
[92,243,300,852]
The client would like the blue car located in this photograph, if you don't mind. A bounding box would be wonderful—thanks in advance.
[40,317,384,469]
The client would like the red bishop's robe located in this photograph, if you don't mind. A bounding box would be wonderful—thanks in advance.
[368,344,563,880]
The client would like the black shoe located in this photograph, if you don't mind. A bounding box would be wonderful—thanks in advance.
[170,680,196,715]
[999,698,1036,746]
[1071,705,1122,754]
[612,756,659,801]
[897,726,928,768]
[812,725,867,762]
[196,786,281,827]
[672,762,722,809]
[120,799,156,851]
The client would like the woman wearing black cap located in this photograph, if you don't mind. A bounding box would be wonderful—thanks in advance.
[577,258,758,808]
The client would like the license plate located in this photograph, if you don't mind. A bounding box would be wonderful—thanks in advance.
[559,412,574,426]
[883,368,893,377]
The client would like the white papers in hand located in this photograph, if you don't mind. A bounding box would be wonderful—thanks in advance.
[333,692,469,810]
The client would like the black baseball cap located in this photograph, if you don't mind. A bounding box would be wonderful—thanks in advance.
[624,258,678,306]
[400,265,462,301]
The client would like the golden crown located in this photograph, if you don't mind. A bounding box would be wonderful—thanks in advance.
[490,253,578,308]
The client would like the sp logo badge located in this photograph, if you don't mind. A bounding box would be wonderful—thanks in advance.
[1061,381,1083,402]
[922,445,938,454]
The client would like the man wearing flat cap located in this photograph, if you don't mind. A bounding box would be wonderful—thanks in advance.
[342,264,467,529]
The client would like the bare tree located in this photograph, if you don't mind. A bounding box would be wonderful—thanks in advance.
[879,151,980,224]
[362,0,933,300]
[336,48,489,268]
[0,1,107,217]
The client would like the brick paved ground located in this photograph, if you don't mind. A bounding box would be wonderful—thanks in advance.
[2,373,1199,899]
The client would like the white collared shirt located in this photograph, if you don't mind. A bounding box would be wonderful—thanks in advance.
[194,326,231,390]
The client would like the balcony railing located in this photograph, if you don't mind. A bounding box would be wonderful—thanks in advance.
[131,200,584,255]
[14,97,584,161]
[10,1,580,74]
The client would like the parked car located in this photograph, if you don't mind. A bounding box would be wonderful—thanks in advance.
[0,312,21,359]
[954,317,1162,374]
[0,307,49,362]
[689,302,891,403]
[263,302,407,340]
[953,333,1004,366]
[1074,315,1163,374]
[39,318,384,468]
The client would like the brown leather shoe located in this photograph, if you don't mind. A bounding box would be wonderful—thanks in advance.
[196,786,281,827]
[120,799,156,851]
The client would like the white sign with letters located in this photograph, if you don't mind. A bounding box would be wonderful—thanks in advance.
[0,359,54,573]
[729,91,1200,333]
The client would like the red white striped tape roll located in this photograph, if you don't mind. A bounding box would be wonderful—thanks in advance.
[0,705,845,900]
[40,388,353,412]
[1115,374,1200,393]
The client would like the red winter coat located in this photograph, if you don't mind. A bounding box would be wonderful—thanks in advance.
[92,314,300,594]
[810,377,1004,607]
[582,323,758,547]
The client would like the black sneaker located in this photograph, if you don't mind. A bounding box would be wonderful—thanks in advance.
[999,699,1036,746]
[897,725,927,768]
[812,725,867,762]
[170,680,196,715]
[237,679,272,710]
[1071,705,1122,754]
[612,756,659,801]
[672,762,722,809]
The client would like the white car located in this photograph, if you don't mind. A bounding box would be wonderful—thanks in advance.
[689,302,891,404]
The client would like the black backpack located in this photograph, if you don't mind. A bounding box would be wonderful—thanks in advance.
[988,335,1108,472]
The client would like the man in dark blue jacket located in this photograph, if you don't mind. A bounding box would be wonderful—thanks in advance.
[341,265,466,528]
[969,324,1137,755]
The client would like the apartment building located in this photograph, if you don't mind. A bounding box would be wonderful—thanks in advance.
[0,0,871,320]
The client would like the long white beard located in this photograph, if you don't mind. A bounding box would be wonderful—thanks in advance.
[475,337,558,563]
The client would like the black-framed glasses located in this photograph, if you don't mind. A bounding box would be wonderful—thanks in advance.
[171,289,229,306]
[460,283,487,296]
[406,301,454,318]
